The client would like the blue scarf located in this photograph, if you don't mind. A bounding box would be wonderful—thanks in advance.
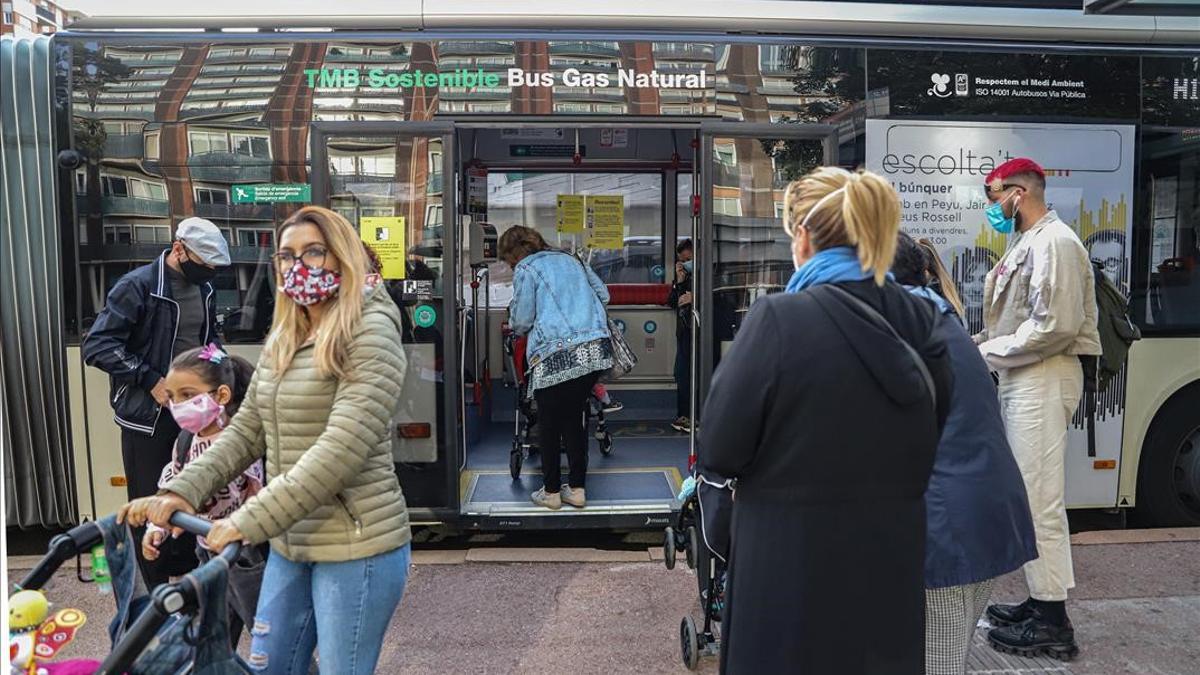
[785,246,874,294]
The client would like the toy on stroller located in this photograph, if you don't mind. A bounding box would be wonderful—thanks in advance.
[10,511,250,675]
[664,471,734,670]
[501,322,613,480]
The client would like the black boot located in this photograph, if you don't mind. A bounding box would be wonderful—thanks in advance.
[986,597,1035,626]
[987,607,1079,662]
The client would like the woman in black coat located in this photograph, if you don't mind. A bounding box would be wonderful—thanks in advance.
[699,167,953,674]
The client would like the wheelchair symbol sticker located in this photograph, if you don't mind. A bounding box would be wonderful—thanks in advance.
[643,320,657,334]
[614,319,627,334]
[414,305,437,328]
[651,264,665,280]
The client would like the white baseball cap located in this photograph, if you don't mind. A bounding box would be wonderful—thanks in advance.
[175,217,231,267]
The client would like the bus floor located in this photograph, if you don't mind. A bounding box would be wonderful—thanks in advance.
[462,387,690,517]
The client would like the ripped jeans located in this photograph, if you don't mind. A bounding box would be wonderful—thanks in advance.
[248,543,411,674]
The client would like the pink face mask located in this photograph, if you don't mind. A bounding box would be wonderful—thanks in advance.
[169,392,225,434]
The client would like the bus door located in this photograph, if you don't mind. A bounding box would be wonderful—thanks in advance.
[311,122,460,524]
[696,124,836,404]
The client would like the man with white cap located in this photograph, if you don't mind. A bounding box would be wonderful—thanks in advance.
[83,217,230,586]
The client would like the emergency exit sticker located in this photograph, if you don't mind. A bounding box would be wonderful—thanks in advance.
[360,217,407,280]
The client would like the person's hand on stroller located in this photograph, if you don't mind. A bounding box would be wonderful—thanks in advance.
[117,491,196,538]
[142,527,165,561]
[206,518,245,551]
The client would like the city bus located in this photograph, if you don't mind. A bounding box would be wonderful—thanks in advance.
[2,1,1197,532]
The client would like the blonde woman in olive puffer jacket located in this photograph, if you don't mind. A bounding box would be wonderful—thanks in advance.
[120,206,411,674]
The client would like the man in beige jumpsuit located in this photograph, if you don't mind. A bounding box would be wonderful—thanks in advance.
[973,158,1100,661]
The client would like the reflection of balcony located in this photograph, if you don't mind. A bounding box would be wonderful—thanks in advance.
[103,133,145,159]
[553,89,626,103]
[325,51,410,63]
[427,173,443,194]
[187,152,273,183]
[652,44,716,61]
[180,104,277,120]
[37,5,56,22]
[712,161,741,187]
[77,195,170,217]
[82,243,272,265]
[205,52,290,64]
[195,202,275,221]
[437,41,515,56]
[549,42,621,58]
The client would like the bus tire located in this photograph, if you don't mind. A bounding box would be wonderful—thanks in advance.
[1134,384,1200,527]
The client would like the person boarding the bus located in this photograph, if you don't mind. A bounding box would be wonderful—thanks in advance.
[501,226,614,510]
[82,216,229,588]
[892,232,1038,674]
[974,158,1101,660]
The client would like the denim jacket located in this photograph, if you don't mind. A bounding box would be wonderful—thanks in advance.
[509,250,610,367]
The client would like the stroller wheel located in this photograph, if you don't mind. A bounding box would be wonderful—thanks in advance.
[663,526,677,570]
[509,443,523,481]
[598,434,613,456]
[685,525,699,570]
[680,615,701,670]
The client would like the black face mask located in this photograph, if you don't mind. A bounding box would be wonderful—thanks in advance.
[179,256,217,285]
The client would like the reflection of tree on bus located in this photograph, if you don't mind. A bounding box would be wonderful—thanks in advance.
[1083,229,1127,293]
[951,246,1000,334]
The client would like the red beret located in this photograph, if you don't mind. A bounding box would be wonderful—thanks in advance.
[986,158,1045,184]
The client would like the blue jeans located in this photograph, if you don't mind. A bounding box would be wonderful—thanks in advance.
[249,543,411,674]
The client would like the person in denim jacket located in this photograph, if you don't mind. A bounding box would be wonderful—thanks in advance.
[502,226,613,510]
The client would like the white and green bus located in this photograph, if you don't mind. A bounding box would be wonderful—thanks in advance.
[2,1,1197,531]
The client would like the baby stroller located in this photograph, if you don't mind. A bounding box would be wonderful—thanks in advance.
[501,322,613,480]
[663,471,734,670]
[11,511,251,675]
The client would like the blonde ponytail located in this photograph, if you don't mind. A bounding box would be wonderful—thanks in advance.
[782,167,901,285]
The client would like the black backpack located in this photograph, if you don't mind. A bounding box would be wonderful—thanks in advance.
[1080,259,1141,456]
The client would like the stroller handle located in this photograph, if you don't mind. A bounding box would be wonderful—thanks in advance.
[169,511,243,564]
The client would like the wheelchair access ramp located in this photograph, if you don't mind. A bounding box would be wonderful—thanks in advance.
[459,467,682,529]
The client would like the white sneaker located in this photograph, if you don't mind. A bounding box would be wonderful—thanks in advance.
[561,485,586,508]
[531,487,562,510]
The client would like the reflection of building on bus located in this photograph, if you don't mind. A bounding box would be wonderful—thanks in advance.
[3,7,1199,537]
[951,246,999,335]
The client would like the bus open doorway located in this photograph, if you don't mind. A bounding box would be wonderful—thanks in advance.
[455,124,701,529]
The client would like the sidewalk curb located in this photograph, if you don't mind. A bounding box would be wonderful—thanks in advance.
[1070,527,1200,546]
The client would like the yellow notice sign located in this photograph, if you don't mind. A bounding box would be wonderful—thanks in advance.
[586,195,624,250]
[360,216,407,279]
[556,194,585,233]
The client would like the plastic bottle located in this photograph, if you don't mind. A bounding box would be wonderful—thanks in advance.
[91,544,112,595]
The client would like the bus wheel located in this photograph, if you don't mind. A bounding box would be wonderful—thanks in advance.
[1135,385,1200,527]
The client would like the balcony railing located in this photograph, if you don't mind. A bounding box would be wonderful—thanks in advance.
[548,42,621,58]
[82,243,273,265]
[437,41,515,56]
[652,44,717,61]
[427,173,444,194]
[102,133,145,159]
[36,5,56,22]
[195,202,275,221]
[187,152,273,183]
[77,195,170,217]
[325,51,411,63]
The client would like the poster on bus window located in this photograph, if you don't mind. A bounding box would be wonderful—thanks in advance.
[866,119,1136,509]
[556,194,586,233]
[360,216,407,280]
[585,195,625,249]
